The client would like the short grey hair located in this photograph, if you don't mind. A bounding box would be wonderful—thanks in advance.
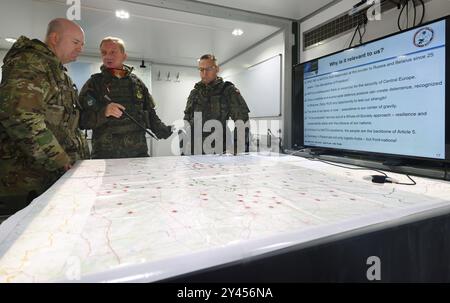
[199,54,218,66]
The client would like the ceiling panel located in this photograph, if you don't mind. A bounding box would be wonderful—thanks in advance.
[189,0,338,20]
[0,0,281,66]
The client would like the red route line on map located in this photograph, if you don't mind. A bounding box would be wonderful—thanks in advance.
[91,206,121,265]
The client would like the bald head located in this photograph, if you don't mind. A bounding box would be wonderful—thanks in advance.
[46,18,84,39]
[45,18,85,64]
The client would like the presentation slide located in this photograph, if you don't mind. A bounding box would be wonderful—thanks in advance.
[303,19,446,159]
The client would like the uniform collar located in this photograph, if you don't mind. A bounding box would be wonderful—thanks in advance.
[100,64,134,79]
[3,36,64,69]
[195,77,224,90]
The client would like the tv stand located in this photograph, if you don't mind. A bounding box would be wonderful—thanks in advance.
[382,159,407,167]
[309,148,341,157]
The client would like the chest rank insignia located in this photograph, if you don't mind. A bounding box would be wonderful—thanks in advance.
[136,88,143,100]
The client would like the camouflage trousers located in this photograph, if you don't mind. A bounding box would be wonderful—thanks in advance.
[0,159,62,215]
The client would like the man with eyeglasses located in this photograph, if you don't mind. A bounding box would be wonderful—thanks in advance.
[182,54,250,155]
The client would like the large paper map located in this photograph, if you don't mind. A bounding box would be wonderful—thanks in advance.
[0,154,449,282]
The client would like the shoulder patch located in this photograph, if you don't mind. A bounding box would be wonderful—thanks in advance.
[86,94,96,107]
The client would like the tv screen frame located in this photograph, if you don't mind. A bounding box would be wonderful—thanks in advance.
[293,15,450,164]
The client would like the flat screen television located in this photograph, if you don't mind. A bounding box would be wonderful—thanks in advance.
[293,16,449,163]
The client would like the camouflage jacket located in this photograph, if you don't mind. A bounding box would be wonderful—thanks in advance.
[0,36,89,198]
[183,77,250,154]
[79,65,172,159]
[184,77,249,125]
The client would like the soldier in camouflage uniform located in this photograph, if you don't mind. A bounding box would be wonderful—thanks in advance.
[183,54,250,155]
[0,19,89,215]
[79,37,173,159]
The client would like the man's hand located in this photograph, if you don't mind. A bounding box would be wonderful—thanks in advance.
[105,103,125,118]
[64,163,72,171]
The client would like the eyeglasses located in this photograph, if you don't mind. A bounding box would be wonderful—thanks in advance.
[198,66,216,72]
